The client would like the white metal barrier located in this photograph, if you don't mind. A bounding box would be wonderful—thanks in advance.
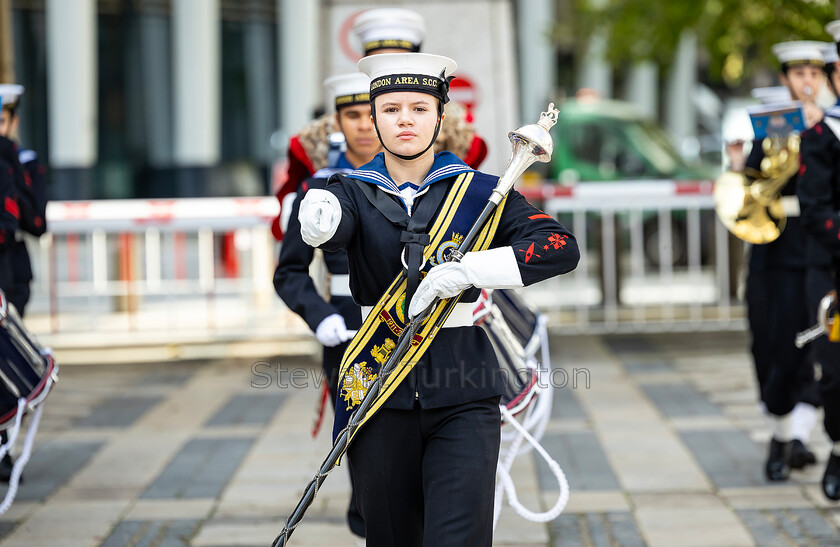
[25,185,744,347]
[525,179,745,333]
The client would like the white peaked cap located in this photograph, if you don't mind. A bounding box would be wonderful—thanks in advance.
[352,8,425,54]
[827,20,840,43]
[358,53,456,83]
[750,86,792,104]
[822,42,839,65]
[0,84,24,107]
[323,73,371,112]
[771,41,825,65]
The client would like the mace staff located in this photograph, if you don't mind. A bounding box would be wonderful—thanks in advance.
[271,103,559,547]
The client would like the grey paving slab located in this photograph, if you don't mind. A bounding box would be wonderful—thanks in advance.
[133,369,195,388]
[75,396,163,428]
[640,383,722,417]
[535,432,620,491]
[205,393,287,428]
[679,430,766,488]
[141,438,254,500]
[550,383,587,419]
[551,512,645,547]
[0,522,15,541]
[736,508,840,546]
[100,518,200,547]
[602,336,657,355]
[0,440,104,502]
[623,360,674,374]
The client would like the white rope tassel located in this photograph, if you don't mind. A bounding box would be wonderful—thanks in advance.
[494,404,570,526]
[0,403,44,515]
[0,399,27,461]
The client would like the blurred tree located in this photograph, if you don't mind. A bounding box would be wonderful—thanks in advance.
[561,0,836,86]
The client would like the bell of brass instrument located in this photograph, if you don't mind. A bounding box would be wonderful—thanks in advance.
[714,134,800,244]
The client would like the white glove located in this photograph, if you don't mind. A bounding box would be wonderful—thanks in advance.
[409,246,523,318]
[315,313,352,347]
[299,189,342,247]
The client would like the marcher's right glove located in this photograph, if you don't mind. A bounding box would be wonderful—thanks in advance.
[299,189,341,247]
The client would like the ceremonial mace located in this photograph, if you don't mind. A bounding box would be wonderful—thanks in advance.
[271,103,559,547]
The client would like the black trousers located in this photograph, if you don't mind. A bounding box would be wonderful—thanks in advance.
[746,268,816,416]
[347,397,501,547]
[807,268,840,441]
[323,336,364,537]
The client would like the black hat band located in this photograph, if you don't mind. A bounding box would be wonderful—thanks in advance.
[782,59,825,71]
[369,73,450,104]
[363,39,420,55]
[335,92,370,109]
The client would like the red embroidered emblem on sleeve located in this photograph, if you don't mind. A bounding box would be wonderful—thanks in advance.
[518,242,541,263]
[548,233,568,250]
[827,219,834,231]
[816,124,824,135]
[799,164,806,175]
[4,197,19,219]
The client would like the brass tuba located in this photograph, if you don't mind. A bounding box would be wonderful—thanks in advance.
[714,135,800,244]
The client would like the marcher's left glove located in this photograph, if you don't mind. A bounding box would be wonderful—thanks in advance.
[408,246,523,318]
[315,313,352,347]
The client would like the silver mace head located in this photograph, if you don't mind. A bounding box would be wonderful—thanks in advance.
[495,103,560,198]
[509,102,559,162]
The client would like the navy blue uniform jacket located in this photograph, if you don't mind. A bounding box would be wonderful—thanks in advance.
[319,154,580,410]
[798,116,840,265]
[745,138,812,271]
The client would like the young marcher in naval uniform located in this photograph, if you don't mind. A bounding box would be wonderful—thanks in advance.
[795,24,840,501]
[298,53,579,546]
[270,8,487,241]
[0,85,47,318]
[744,41,825,481]
[274,73,381,537]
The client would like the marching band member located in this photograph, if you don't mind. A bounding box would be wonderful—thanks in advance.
[745,42,824,482]
[270,8,487,241]
[298,52,578,546]
[274,72,381,538]
[795,24,840,501]
[0,85,47,318]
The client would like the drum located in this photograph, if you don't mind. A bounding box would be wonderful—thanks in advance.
[474,288,544,417]
[0,290,57,430]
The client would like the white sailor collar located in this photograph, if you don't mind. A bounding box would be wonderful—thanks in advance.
[826,101,840,119]
[349,151,473,211]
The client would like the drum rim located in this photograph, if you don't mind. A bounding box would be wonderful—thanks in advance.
[0,353,57,430]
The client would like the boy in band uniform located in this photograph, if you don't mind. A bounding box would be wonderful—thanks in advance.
[744,42,823,482]
[274,72,381,537]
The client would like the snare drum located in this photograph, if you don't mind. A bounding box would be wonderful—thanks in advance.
[0,290,57,430]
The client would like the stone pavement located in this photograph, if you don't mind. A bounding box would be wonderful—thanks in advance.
[0,331,838,546]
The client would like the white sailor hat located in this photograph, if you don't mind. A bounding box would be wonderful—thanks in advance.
[827,20,840,43]
[750,86,792,104]
[0,84,24,108]
[771,41,825,68]
[352,8,425,55]
[358,53,456,107]
[323,73,371,113]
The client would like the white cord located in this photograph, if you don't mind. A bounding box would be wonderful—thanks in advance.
[0,402,43,514]
[0,399,26,461]
[494,404,570,526]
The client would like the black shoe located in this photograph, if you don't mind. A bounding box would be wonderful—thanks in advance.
[788,439,817,469]
[823,453,840,501]
[765,438,791,481]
